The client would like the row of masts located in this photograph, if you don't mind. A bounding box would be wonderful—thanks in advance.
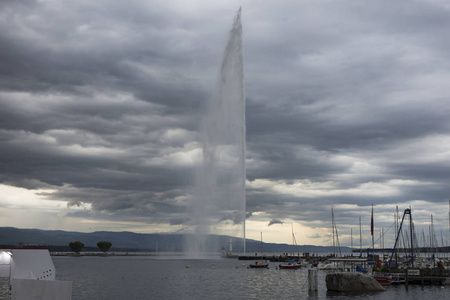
[332,208,365,258]
[332,200,450,261]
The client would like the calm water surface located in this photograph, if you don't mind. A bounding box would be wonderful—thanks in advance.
[3,255,450,299]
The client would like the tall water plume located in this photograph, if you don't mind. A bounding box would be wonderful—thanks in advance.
[185,8,246,257]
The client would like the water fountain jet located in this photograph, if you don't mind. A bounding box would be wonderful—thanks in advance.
[185,8,246,257]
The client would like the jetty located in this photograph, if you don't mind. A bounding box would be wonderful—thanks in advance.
[237,253,328,264]
[405,268,448,285]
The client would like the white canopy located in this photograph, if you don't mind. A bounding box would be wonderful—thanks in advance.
[0,249,55,281]
[0,249,72,299]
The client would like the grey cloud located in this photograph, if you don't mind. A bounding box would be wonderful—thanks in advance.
[268,219,283,226]
[308,233,320,239]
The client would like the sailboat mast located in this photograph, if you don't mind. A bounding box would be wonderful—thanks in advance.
[260,232,263,259]
[291,223,299,256]
[395,206,399,261]
[351,228,353,252]
[431,214,436,261]
[292,223,294,246]
[359,217,362,257]
[379,229,382,257]
[332,208,335,257]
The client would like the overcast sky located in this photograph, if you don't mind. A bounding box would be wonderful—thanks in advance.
[1,0,450,247]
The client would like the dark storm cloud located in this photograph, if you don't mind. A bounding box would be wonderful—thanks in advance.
[1,0,450,238]
[242,1,450,231]
[268,219,283,226]
[0,0,209,221]
[0,0,208,113]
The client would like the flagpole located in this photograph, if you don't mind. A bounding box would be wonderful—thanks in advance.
[371,204,374,258]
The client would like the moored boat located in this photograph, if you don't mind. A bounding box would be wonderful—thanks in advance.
[249,261,269,268]
[372,273,405,285]
[372,274,391,285]
[249,232,268,269]
[279,262,302,269]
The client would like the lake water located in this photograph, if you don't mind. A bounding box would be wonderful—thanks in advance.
[2,255,450,299]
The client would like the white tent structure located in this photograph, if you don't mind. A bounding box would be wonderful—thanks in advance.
[0,249,72,300]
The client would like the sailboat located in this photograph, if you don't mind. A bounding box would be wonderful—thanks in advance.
[249,232,269,268]
[318,209,369,272]
[279,223,302,269]
[279,260,302,269]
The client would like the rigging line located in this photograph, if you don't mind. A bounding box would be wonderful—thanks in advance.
[372,221,396,246]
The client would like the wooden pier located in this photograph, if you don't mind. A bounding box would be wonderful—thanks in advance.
[237,253,329,264]
[404,268,448,285]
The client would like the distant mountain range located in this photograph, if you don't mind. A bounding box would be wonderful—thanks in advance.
[0,227,352,253]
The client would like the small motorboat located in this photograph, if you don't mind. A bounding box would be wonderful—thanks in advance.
[249,261,269,268]
[279,261,302,269]
[249,232,269,269]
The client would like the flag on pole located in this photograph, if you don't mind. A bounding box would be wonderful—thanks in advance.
[371,204,374,236]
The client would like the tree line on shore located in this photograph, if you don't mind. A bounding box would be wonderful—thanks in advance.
[69,241,112,254]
